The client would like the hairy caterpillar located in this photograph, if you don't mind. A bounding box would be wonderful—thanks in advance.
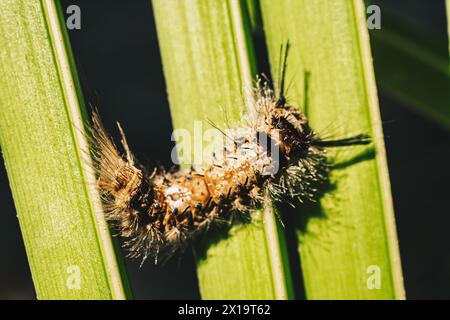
[89,44,370,265]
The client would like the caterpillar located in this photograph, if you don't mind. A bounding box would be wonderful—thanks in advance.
[89,44,371,265]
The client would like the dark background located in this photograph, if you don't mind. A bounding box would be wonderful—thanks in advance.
[1,0,449,299]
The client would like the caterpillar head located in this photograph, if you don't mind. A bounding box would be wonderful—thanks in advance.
[266,105,314,157]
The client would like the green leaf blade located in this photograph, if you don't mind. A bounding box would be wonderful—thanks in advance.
[0,0,130,299]
[260,0,405,299]
[447,0,450,61]
[152,0,293,299]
